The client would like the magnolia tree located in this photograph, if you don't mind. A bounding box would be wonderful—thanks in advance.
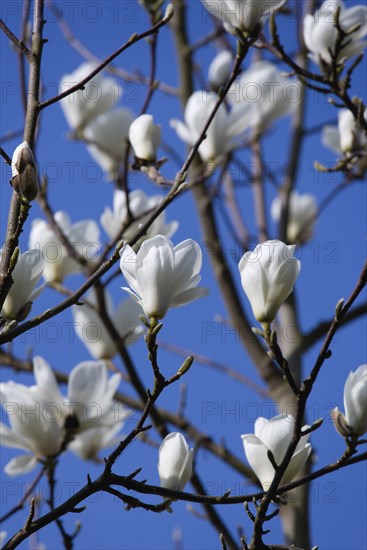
[0,0,366,549]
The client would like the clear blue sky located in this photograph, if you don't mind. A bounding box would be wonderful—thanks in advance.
[1,1,366,549]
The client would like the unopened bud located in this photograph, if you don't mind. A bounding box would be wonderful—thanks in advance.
[331,407,352,437]
[11,141,38,201]
[177,356,194,376]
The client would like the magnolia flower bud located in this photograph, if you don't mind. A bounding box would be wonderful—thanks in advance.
[120,235,208,320]
[129,114,161,162]
[331,408,352,438]
[343,364,367,436]
[238,240,301,323]
[208,50,233,89]
[202,0,287,34]
[241,415,312,490]
[158,432,193,491]
[11,142,38,201]
[303,1,367,67]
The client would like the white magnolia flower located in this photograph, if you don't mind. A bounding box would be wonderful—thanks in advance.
[129,114,161,162]
[238,240,301,323]
[0,357,122,475]
[170,90,248,162]
[228,61,300,130]
[208,50,233,88]
[158,432,193,491]
[60,62,121,132]
[0,532,7,545]
[83,108,134,176]
[100,189,178,244]
[303,1,367,67]
[72,289,144,359]
[0,358,65,475]
[241,415,312,490]
[120,235,208,319]
[0,249,44,321]
[271,191,318,244]
[29,211,100,283]
[202,0,287,33]
[332,364,367,437]
[322,109,367,155]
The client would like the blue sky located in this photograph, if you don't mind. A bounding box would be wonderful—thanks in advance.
[1,1,366,549]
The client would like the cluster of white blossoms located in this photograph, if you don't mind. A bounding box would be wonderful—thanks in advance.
[157,362,367,492]
[60,62,162,176]
[1,231,366,494]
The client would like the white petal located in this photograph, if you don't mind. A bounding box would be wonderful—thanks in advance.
[4,454,38,476]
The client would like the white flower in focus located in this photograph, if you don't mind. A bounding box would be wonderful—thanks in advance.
[83,108,134,177]
[208,50,233,88]
[202,0,287,33]
[100,189,178,244]
[72,289,144,359]
[158,432,193,491]
[60,62,121,132]
[129,114,161,162]
[241,415,312,490]
[238,240,301,323]
[120,235,208,320]
[228,61,300,131]
[332,364,367,437]
[170,90,248,162]
[0,249,44,321]
[29,211,100,283]
[271,191,318,244]
[303,1,367,67]
[322,109,367,155]
[0,357,65,475]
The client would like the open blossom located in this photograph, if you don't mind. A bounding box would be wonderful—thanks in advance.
[158,433,193,491]
[100,189,178,245]
[303,1,367,67]
[83,108,134,176]
[238,240,301,323]
[0,357,122,475]
[29,211,100,283]
[0,249,44,321]
[72,289,144,359]
[129,114,161,162]
[332,364,367,437]
[170,91,248,162]
[322,109,367,155]
[271,191,318,244]
[60,62,121,132]
[202,0,286,33]
[228,61,300,131]
[208,50,233,88]
[120,235,208,319]
[241,415,312,490]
